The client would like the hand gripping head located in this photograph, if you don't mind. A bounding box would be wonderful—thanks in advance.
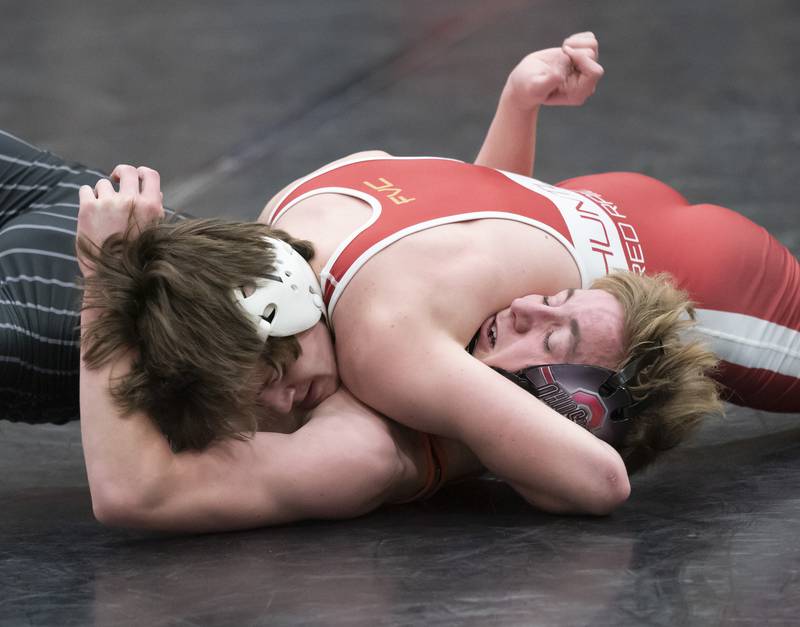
[233,237,326,341]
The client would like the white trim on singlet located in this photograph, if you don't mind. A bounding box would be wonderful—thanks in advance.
[327,210,585,318]
[267,155,462,224]
[498,171,631,283]
[272,186,384,294]
[692,309,800,377]
[269,155,597,318]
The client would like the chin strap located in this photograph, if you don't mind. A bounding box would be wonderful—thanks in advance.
[599,344,663,422]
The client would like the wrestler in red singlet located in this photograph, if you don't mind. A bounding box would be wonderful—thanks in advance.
[269,156,800,413]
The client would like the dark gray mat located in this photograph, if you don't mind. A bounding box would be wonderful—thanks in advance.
[1,1,798,625]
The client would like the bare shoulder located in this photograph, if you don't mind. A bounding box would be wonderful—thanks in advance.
[258,150,392,223]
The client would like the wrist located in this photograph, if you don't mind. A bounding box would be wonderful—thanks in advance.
[500,79,544,114]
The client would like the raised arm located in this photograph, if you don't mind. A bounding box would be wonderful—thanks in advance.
[475,32,604,177]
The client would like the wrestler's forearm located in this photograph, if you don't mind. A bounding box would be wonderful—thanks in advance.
[475,87,540,177]
[80,339,414,532]
[79,306,179,524]
[343,337,630,516]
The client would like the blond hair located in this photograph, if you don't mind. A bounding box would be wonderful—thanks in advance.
[592,272,722,472]
[79,218,314,451]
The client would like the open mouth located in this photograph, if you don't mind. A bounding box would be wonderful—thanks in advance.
[479,314,497,351]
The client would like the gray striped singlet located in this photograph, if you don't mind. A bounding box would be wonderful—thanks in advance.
[0,130,183,424]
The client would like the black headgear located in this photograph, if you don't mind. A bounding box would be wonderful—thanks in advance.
[493,346,662,447]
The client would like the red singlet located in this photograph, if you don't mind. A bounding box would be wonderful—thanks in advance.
[269,156,800,412]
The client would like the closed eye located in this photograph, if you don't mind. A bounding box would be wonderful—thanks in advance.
[544,288,575,307]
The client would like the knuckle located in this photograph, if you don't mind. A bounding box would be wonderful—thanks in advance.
[116,194,135,209]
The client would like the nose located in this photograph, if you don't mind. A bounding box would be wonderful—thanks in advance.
[510,296,558,333]
[259,384,295,415]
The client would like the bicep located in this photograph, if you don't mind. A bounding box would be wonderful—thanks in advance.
[341,334,628,513]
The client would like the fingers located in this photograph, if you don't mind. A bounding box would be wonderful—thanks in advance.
[563,44,604,80]
[78,184,96,206]
[137,166,161,205]
[554,44,604,106]
[111,164,140,196]
[94,178,115,199]
[136,166,165,222]
[563,31,598,60]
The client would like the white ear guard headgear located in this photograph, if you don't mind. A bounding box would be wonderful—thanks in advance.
[233,237,326,341]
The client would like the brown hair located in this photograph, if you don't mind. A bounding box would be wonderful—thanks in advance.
[592,272,722,473]
[79,218,315,451]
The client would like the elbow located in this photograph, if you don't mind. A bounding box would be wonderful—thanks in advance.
[585,456,631,515]
[89,478,160,529]
[520,454,631,516]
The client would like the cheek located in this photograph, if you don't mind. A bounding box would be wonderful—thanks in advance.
[320,338,338,375]
[487,338,544,370]
[584,336,623,370]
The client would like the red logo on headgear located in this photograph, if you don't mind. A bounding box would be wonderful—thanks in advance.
[572,390,607,429]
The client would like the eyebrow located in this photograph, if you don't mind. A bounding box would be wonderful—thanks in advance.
[568,317,581,360]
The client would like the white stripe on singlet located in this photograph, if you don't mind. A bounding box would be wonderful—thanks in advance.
[0,143,106,178]
[5,275,79,289]
[0,248,77,262]
[29,211,78,222]
[0,129,40,150]
[0,183,52,192]
[0,224,76,238]
[0,322,80,346]
[30,202,78,209]
[0,300,79,317]
[30,203,183,221]
[0,355,78,375]
[692,309,800,377]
